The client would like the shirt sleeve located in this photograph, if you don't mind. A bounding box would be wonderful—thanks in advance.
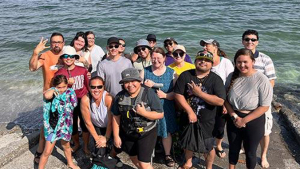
[96,62,105,80]
[184,54,193,64]
[147,88,163,113]
[213,75,227,100]
[174,71,187,95]
[259,75,273,106]
[264,57,277,80]
[84,69,89,88]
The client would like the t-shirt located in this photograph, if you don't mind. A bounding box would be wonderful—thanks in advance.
[133,57,152,73]
[253,51,277,80]
[55,66,89,98]
[111,87,163,116]
[228,71,273,111]
[168,62,195,76]
[174,70,226,122]
[211,57,234,88]
[90,45,105,73]
[96,56,133,97]
[38,50,63,91]
[165,53,193,66]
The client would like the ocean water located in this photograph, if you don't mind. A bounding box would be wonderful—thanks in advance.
[0,0,299,130]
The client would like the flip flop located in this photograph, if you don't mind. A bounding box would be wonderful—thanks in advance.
[215,148,226,158]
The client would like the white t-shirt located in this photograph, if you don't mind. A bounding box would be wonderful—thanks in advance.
[211,57,234,88]
[90,45,105,73]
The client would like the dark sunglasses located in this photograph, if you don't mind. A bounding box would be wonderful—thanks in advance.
[173,51,185,58]
[137,47,146,53]
[108,44,120,49]
[90,85,104,89]
[164,42,173,47]
[121,44,126,47]
[61,54,76,59]
[244,38,257,42]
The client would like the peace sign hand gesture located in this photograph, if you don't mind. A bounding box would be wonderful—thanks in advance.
[33,37,50,55]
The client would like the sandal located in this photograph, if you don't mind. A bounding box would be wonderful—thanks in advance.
[215,148,226,158]
[165,155,175,167]
[34,151,42,165]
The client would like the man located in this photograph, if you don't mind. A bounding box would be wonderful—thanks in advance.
[96,37,133,97]
[29,32,64,164]
[146,34,157,49]
[119,38,131,59]
[174,51,226,169]
[133,39,152,75]
[242,29,276,168]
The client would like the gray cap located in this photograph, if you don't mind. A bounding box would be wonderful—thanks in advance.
[119,68,143,84]
[133,39,151,54]
[200,39,220,47]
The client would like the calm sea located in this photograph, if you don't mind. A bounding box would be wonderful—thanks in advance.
[0,0,299,130]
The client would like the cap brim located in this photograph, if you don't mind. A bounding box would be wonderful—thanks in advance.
[119,77,142,84]
[195,56,213,63]
[133,45,152,54]
[200,40,205,46]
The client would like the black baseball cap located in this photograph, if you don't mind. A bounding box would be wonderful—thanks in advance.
[146,34,156,41]
[107,37,119,45]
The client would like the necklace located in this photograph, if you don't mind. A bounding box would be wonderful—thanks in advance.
[197,74,209,86]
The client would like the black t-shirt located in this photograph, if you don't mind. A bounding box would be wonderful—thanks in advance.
[174,69,226,122]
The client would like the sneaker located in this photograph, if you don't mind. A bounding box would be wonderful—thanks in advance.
[115,156,123,168]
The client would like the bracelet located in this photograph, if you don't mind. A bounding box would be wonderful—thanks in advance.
[231,114,238,121]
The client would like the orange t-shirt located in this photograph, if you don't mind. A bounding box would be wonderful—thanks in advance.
[38,51,62,91]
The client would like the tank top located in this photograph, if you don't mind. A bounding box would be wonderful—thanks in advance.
[89,91,108,127]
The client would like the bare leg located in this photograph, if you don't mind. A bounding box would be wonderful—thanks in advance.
[139,161,153,169]
[229,164,236,169]
[130,156,140,168]
[260,135,270,168]
[205,148,215,169]
[35,127,45,163]
[179,149,193,168]
[162,133,172,155]
[82,131,90,155]
[215,138,226,158]
[71,133,80,152]
[61,140,78,169]
[38,140,56,169]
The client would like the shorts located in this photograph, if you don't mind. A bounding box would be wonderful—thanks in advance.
[46,133,54,142]
[264,107,273,136]
[120,127,157,163]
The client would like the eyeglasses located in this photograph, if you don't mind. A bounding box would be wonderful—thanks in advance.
[108,44,119,49]
[90,85,103,89]
[137,47,146,53]
[244,38,257,42]
[164,42,173,47]
[173,51,185,58]
[61,54,76,59]
[51,41,63,45]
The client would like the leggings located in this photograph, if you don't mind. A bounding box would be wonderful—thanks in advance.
[213,106,228,139]
[72,98,88,135]
[227,111,265,169]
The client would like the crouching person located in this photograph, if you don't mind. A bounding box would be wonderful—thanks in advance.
[112,68,164,169]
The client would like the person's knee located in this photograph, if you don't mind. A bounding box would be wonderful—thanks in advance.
[139,161,152,169]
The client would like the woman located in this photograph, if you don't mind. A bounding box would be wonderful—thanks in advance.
[225,49,273,169]
[143,47,178,167]
[200,39,234,158]
[85,31,105,73]
[112,68,164,169]
[70,31,91,69]
[168,45,195,77]
[164,37,192,66]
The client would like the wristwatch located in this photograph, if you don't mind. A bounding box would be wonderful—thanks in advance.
[231,114,238,121]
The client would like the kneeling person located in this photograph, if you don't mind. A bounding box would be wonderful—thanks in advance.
[112,68,164,169]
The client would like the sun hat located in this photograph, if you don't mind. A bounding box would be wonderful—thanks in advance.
[60,46,79,59]
[146,34,156,41]
[119,68,143,84]
[173,45,186,53]
[195,50,214,63]
[199,39,220,47]
[164,37,178,44]
[133,39,152,54]
[107,37,119,45]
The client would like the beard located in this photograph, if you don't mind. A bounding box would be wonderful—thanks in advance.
[52,46,62,54]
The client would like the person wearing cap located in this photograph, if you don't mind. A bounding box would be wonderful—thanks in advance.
[174,51,226,169]
[164,37,192,66]
[242,30,276,168]
[133,39,152,76]
[96,37,133,97]
[85,31,105,73]
[55,46,91,156]
[200,39,234,158]
[112,68,164,169]
[146,34,157,49]
[168,45,195,76]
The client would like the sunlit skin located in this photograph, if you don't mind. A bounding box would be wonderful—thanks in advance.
[74,36,85,52]
[119,39,126,53]
[203,43,217,54]
[164,40,175,53]
[236,54,256,76]
[50,36,64,54]
[89,79,104,100]
[137,46,150,59]
[62,57,75,67]
[242,34,259,53]
[195,58,213,73]
[123,80,141,96]
[106,42,120,58]
[148,40,156,48]
[151,52,165,69]
[56,82,68,94]
[87,34,95,48]
[173,50,186,65]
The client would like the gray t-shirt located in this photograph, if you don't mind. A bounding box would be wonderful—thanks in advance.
[228,71,273,111]
[96,56,133,97]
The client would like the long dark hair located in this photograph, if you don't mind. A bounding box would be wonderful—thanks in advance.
[70,31,89,52]
[227,48,255,93]
[52,75,68,87]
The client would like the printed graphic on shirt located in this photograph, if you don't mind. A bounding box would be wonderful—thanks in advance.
[72,75,84,90]
[186,81,208,115]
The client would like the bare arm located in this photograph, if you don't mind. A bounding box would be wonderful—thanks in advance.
[43,88,55,100]
[104,93,113,139]
[135,103,164,120]
[175,93,197,122]
[29,37,49,71]
[112,115,122,148]
[270,79,275,88]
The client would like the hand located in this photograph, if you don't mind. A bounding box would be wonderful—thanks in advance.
[222,106,228,114]
[78,56,87,63]
[87,72,91,79]
[114,136,122,149]
[144,79,155,88]
[188,112,198,123]
[187,80,202,96]
[95,135,107,148]
[68,77,75,85]
[135,102,146,115]
[33,37,50,55]
[234,117,246,128]
[156,89,166,99]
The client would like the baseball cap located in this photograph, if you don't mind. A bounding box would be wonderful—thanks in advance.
[173,45,186,53]
[146,34,156,41]
[164,37,178,44]
[133,39,152,54]
[200,39,220,47]
[107,37,119,45]
[60,46,79,59]
[119,68,143,84]
[195,51,214,63]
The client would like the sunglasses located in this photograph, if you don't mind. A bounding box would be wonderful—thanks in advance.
[137,47,146,53]
[173,51,185,58]
[61,54,76,59]
[108,44,119,49]
[244,38,257,42]
[120,44,126,47]
[90,85,103,89]
[164,42,173,47]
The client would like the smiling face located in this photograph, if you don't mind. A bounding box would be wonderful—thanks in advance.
[137,46,150,59]
[119,39,126,53]
[74,36,85,51]
[62,56,75,67]
[123,80,141,96]
[56,81,68,94]
[107,42,120,57]
[87,34,95,47]
[195,58,213,73]
[235,54,255,76]
[50,35,64,54]
[89,78,104,100]
[203,43,217,55]
[151,52,165,69]
[173,49,185,64]
[242,34,259,53]
[164,40,175,53]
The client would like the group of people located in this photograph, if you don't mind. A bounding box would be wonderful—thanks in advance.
[28,29,276,169]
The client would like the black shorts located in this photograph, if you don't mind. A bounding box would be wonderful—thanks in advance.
[120,127,157,163]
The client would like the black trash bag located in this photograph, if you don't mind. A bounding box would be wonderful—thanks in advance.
[90,147,117,169]
[180,121,208,153]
